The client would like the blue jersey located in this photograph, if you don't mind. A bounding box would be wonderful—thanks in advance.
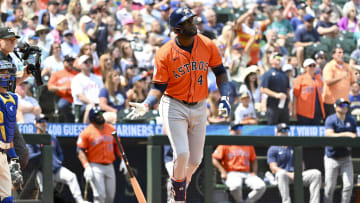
[324,113,357,158]
[267,146,294,172]
[0,92,18,143]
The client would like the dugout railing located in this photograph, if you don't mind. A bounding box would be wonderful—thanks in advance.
[16,133,53,203]
[147,135,360,203]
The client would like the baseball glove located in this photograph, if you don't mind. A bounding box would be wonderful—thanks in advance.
[9,157,23,190]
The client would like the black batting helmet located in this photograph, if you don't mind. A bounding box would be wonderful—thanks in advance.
[88,105,104,123]
[169,7,196,33]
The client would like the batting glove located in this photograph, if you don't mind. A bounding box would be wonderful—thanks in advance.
[127,102,149,120]
[218,96,231,118]
[83,166,94,181]
[9,157,23,190]
[119,159,128,175]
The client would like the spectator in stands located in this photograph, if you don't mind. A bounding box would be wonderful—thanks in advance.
[343,0,360,17]
[49,14,68,44]
[120,40,137,74]
[38,10,52,30]
[266,5,294,47]
[86,6,109,55]
[203,8,223,37]
[260,53,290,125]
[141,0,160,31]
[349,43,360,71]
[65,0,81,32]
[267,123,322,203]
[99,53,113,82]
[234,4,273,66]
[41,42,63,77]
[323,47,355,117]
[290,3,306,32]
[212,122,266,203]
[234,91,258,125]
[324,98,357,203]
[314,50,326,75]
[116,0,136,25]
[293,58,325,125]
[61,30,80,58]
[206,83,226,124]
[74,43,100,74]
[36,24,51,59]
[16,81,42,124]
[99,70,128,123]
[349,82,360,118]
[305,0,317,17]
[21,13,38,39]
[338,6,358,32]
[228,39,252,84]
[47,55,79,123]
[132,10,147,41]
[22,0,39,20]
[47,1,60,28]
[239,65,262,111]
[74,15,91,46]
[158,4,171,37]
[316,7,340,38]
[126,74,147,103]
[28,115,90,203]
[294,14,320,67]
[71,55,104,123]
[317,0,343,24]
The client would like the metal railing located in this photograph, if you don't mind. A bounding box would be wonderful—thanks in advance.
[147,135,360,203]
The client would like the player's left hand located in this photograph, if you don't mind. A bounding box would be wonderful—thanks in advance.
[127,102,149,120]
[218,96,231,118]
[9,157,23,191]
[119,159,128,175]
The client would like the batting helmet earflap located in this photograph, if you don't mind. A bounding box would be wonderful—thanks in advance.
[88,105,104,123]
[169,7,196,33]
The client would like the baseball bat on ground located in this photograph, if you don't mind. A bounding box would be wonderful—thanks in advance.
[112,131,147,203]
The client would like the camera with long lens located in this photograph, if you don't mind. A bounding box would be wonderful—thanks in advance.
[15,42,43,86]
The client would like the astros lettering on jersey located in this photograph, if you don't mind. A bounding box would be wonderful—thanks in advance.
[153,34,223,103]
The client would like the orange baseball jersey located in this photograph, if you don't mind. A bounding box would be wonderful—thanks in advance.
[47,68,79,103]
[153,34,223,103]
[77,123,121,164]
[293,73,325,119]
[323,60,355,104]
[212,145,257,172]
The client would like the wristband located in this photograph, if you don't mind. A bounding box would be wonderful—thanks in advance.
[7,147,17,158]
[83,162,90,168]
[219,82,232,97]
[143,94,158,108]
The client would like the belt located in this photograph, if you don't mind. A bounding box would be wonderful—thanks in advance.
[0,148,8,153]
[166,95,198,106]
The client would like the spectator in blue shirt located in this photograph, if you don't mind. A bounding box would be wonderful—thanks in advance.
[203,8,224,37]
[294,14,320,67]
[267,123,321,203]
[315,7,339,38]
[260,52,290,124]
[324,98,357,203]
[290,3,306,31]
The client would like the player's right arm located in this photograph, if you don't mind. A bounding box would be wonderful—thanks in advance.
[77,148,90,168]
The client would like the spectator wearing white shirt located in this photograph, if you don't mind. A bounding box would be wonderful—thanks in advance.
[234,92,258,125]
[61,30,80,58]
[71,55,104,123]
[16,82,42,123]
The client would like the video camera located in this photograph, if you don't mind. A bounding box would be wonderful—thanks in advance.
[15,42,43,86]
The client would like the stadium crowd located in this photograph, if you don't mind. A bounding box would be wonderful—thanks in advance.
[2,0,359,126]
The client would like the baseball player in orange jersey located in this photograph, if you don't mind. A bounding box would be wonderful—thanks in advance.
[76,105,127,203]
[128,7,232,202]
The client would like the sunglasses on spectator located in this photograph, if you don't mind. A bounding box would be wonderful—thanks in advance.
[26,0,34,6]
[308,64,316,68]
[337,103,349,108]
[85,60,93,64]
[218,45,225,49]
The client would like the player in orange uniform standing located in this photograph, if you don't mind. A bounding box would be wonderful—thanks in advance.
[76,105,127,203]
[212,122,266,202]
[127,7,232,202]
